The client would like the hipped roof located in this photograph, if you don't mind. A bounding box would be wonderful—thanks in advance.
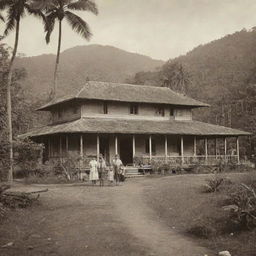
[19,118,250,138]
[38,81,209,110]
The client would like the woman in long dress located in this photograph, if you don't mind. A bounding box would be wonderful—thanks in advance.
[89,157,99,185]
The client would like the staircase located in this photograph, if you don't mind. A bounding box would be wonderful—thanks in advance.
[124,166,144,178]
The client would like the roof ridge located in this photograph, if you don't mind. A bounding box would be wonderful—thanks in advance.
[85,80,192,98]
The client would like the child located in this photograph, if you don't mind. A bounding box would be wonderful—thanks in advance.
[108,166,114,186]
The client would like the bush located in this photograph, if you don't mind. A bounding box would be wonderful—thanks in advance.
[227,183,256,230]
[187,218,217,238]
[203,174,230,193]
[24,153,87,184]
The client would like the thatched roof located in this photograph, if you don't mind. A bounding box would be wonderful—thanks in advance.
[38,81,209,110]
[19,117,250,138]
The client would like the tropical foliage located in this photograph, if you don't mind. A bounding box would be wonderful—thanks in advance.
[0,0,45,182]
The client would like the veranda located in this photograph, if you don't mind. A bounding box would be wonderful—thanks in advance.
[42,133,241,168]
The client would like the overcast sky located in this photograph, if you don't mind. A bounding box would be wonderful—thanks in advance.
[1,0,256,60]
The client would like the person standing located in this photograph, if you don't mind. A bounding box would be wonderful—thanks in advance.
[89,156,99,185]
[112,154,123,185]
[98,154,106,187]
[108,166,114,186]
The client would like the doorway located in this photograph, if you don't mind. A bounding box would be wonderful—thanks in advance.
[119,136,133,165]
[100,136,110,163]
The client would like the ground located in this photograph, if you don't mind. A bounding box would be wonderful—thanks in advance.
[0,176,214,256]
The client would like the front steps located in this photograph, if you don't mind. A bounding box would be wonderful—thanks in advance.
[124,166,144,178]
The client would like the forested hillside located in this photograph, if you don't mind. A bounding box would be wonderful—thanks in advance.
[15,44,163,101]
[129,29,256,155]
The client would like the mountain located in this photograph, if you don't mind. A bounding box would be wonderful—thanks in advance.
[15,44,164,100]
[129,28,256,154]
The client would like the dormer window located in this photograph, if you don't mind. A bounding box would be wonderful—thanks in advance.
[155,107,165,117]
[130,104,138,115]
[103,102,108,114]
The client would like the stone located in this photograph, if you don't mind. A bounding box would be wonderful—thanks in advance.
[219,251,231,256]
[222,205,238,212]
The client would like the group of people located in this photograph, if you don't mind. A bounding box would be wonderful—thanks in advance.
[88,154,125,186]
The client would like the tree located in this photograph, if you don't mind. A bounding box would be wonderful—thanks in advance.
[35,0,98,98]
[161,61,191,94]
[0,0,44,184]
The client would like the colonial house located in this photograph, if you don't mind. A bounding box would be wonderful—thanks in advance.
[21,81,250,169]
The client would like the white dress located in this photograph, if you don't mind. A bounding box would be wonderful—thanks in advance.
[89,160,99,181]
[108,170,114,181]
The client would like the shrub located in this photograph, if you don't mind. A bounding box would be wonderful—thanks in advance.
[227,183,256,230]
[203,174,227,193]
[187,218,217,238]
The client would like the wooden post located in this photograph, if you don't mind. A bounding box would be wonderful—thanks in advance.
[149,135,152,162]
[48,137,51,159]
[181,136,184,165]
[236,137,240,164]
[224,137,227,161]
[165,135,168,163]
[97,135,100,162]
[193,136,197,157]
[59,135,62,159]
[132,135,136,158]
[215,137,218,159]
[115,135,118,155]
[66,135,69,157]
[80,134,83,159]
[205,138,208,164]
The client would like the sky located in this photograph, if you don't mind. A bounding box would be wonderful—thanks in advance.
[1,0,256,60]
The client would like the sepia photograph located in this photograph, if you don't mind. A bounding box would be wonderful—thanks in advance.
[0,1,255,255]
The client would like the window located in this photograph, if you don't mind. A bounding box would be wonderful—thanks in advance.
[57,109,62,118]
[130,104,138,115]
[103,102,108,114]
[73,106,79,114]
[145,138,156,154]
[170,107,174,116]
[155,107,165,117]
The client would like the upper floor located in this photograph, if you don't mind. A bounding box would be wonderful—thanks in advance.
[51,100,193,124]
[38,81,208,124]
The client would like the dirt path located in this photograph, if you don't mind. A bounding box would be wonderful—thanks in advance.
[113,180,213,256]
[0,178,213,256]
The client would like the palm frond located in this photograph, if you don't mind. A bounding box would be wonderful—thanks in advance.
[24,3,46,23]
[4,6,16,36]
[65,10,92,40]
[45,12,57,43]
[30,0,58,12]
[0,13,5,22]
[67,0,98,15]
[0,0,11,10]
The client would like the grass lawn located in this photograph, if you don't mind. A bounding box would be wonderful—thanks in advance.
[143,172,256,256]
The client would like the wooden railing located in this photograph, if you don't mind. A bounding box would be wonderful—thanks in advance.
[139,155,239,166]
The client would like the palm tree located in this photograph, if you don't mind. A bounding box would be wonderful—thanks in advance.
[35,0,98,98]
[0,0,45,184]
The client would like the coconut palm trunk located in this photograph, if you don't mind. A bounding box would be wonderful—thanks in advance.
[53,19,62,98]
[6,17,20,184]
